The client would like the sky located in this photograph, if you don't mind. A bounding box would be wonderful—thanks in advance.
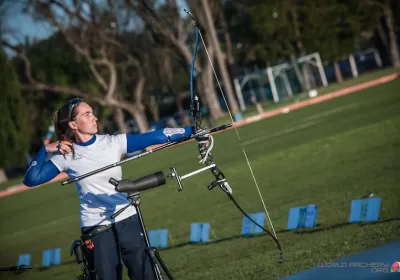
[2,0,190,56]
[7,11,53,41]
[4,0,190,39]
[3,2,54,56]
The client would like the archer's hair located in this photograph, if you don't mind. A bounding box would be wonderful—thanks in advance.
[52,98,84,143]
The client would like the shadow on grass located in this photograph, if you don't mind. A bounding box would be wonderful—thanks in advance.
[288,216,400,235]
[161,216,400,250]
[37,259,77,271]
[19,216,400,274]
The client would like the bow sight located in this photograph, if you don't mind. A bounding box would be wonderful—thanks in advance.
[167,164,232,194]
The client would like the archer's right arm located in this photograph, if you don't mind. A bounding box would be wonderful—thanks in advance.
[23,141,72,187]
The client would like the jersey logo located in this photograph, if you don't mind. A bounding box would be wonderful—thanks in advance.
[26,161,37,173]
[163,128,185,137]
[72,153,83,160]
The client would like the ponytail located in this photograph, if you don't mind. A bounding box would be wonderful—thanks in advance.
[53,110,64,142]
[52,109,75,142]
[51,98,84,159]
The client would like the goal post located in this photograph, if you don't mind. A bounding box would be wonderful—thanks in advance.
[297,52,329,88]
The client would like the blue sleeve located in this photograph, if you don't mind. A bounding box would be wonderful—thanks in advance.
[23,146,60,187]
[126,126,194,153]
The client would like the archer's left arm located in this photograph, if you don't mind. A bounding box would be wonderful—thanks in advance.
[126,126,194,153]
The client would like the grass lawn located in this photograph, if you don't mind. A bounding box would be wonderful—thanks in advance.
[0,78,399,280]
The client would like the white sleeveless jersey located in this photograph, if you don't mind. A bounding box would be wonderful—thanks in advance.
[50,134,134,227]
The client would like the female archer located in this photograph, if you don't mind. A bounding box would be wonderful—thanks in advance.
[23,98,194,280]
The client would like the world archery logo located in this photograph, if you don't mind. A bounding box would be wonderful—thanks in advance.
[390,261,400,273]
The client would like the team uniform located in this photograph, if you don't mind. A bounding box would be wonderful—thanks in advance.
[24,127,193,280]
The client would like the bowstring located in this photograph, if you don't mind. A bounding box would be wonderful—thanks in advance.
[196,25,279,242]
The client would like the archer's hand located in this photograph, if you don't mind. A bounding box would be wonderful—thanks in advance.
[45,141,73,155]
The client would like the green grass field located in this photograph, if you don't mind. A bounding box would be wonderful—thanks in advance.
[0,77,399,280]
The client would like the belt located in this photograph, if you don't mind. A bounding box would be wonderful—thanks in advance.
[81,215,136,239]
[82,223,114,238]
[81,215,136,238]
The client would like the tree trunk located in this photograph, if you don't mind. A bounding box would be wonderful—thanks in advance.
[175,92,191,126]
[290,3,312,91]
[199,61,225,121]
[354,34,361,52]
[219,8,237,82]
[129,105,149,133]
[290,54,305,91]
[201,0,240,119]
[147,95,160,122]
[383,1,400,68]
[112,107,127,133]
[302,62,312,91]
[333,60,343,83]
[161,53,190,126]
[197,39,224,122]
[376,21,388,47]
[130,73,149,132]
[0,168,7,184]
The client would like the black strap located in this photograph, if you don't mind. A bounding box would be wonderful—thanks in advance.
[81,224,112,239]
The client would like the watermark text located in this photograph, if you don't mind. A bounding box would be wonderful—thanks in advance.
[318,262,389,273]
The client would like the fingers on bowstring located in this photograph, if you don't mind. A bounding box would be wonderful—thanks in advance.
[58,141,73,155]
[59,147,68,155]
[64,146,73,154]
[61,140,73,147]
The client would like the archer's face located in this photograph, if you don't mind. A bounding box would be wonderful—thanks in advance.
[70,102,98,135]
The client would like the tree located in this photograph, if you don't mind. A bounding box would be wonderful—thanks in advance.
[129,0,228,122]
[381,0,400,68]
[217,3,237,80]
[249,0,315,91]
[0,49,30,183]
[198,0,240,116]
[20,34,114,142]
[306,3,347,83]
[2,0,157,133]
[358,0,400,68]
[249,0,393,84]
[151,44,192,125]
[302,1,373,83]
[223,1,287,65]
